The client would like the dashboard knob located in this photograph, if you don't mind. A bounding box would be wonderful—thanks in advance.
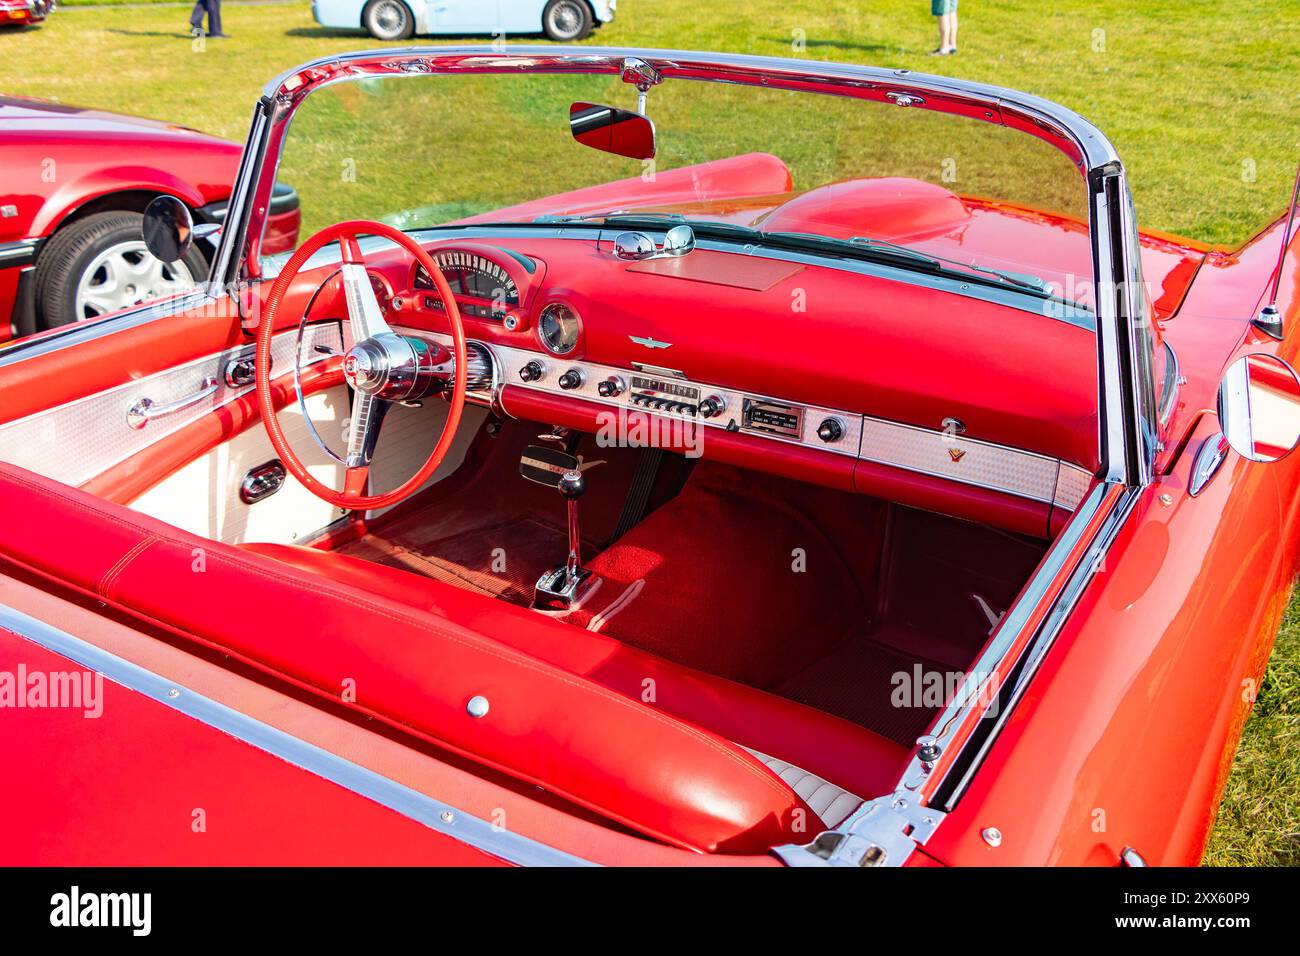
[558,369,584,390]
[698,395,725,419]
[597,376,626,398]
[519,360,544,383]
[817,417,845,443]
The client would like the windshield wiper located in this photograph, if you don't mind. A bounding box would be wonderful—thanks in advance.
[845,235,1054,298]
[525,214,1059,301]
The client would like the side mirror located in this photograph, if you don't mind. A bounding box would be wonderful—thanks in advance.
[142,195,194,264]
[1217,353,1300,462]
[569,102,656,160]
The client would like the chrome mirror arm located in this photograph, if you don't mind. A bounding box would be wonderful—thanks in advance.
[1254,160,1300,341]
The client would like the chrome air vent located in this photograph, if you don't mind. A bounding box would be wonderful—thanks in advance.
[464,341,495,392]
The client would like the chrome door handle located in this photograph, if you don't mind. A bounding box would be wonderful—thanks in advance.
[126,376,218,429]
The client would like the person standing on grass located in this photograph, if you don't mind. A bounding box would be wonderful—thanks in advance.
[189,0,229,39]
[930,0,958,56]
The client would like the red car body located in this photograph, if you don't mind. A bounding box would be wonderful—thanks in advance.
[0,0,53,27]
[0,95,300,340]
[0,48,1296,867]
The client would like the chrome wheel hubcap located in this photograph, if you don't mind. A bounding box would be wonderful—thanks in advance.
[374,1,403,33]
[75,241,195,321]
[549,3,580,35]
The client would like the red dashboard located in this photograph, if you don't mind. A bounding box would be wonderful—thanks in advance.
[290,232,1100,538]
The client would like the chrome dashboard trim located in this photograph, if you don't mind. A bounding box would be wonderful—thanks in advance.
[858,417,1061,503]
[0,325,341,487]
[405,326,1096,512]
[0,602,594,868]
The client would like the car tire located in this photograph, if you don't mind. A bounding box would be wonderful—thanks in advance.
[542,0,592,41]
[362,0,414,41]
[32,210,205,331]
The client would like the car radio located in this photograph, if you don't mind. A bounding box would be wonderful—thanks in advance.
[628,374,701,416]
[742,397,804,438]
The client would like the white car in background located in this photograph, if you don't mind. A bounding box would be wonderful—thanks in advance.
[312,0,616,42]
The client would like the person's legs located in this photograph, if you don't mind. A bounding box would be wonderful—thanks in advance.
[188,0,205,32]
[208,0,223,36]
[931,1,957,54]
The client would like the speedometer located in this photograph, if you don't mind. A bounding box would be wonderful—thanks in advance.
[415,250,519,319]
[539,302,581,355]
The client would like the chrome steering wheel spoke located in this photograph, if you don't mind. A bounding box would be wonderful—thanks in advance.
[340,234,394,345]
[346,389,390,469]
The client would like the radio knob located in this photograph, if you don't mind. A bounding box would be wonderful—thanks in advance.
[558,369,584,390]
[519,360,544,383]
[817,417,845,443]
[597,376,626,398]
[698,395,725,418]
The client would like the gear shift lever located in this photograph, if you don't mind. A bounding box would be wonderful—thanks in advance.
[519,445,595,611]
[558,469,585,585]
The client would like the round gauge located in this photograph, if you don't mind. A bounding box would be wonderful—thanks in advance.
[539,302,581,355]
[414,251,519,319]
[367,271,391,311]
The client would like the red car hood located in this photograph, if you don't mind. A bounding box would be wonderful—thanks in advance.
[0,94,227,145]
[464,155,1208,322]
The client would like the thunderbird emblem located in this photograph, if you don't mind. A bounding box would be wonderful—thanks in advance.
[948,447,967,463]
[629,335,672,350]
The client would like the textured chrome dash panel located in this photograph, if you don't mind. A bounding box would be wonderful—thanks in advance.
[858,418,1063,503]
[0,324,342,488]
[1053,463,1095,511]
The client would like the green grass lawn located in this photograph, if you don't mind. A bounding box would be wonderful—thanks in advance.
[2,0,1297,864]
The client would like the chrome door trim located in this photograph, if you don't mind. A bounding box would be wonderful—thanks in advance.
[0,289,214,369]
[0,325,341,487]
[0,602,596,868]
[928,482,1144,808]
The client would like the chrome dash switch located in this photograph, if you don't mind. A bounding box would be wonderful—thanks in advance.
[225,354,257,388]
[240,460,286,504]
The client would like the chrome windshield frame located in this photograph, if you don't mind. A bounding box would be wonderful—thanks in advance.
[209,46,1158,848]
[214,44,1157,486]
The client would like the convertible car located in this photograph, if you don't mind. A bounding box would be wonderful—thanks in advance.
[0,47,1298,867]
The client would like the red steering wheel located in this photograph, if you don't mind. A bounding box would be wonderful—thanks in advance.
[255,220,467,511]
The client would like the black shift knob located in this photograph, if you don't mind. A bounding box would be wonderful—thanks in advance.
[558,470,585,499]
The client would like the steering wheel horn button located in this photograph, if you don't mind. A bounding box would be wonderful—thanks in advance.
[342,333,451,402]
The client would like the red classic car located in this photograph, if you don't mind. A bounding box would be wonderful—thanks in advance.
[0,0,53,27]
[0,46,1297,868]
[0,94,299,341]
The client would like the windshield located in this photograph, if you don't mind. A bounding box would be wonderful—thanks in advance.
[268,72,1094,301]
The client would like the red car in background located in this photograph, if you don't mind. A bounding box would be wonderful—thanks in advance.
[0,95,299,341]
[0,0,54,27]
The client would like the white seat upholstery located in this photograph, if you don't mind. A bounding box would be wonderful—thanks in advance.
[745,748,863,829]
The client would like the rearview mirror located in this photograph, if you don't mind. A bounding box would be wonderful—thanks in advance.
[141,195,194,264]
[1217,353,1300,463]
[569,102,656,160]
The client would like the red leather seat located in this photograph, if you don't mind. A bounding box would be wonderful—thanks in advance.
[243,542,911,810]
[0,463,909,854]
